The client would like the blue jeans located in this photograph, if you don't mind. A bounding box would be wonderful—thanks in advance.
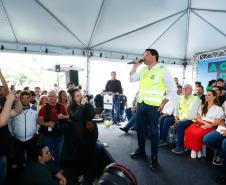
[120,108,125,120]
[203,130,226,169]
[42,135,64,166]
[176,120,193,148]
[222,139,226,158]
[203,130,225,150]
[125,108,135,121]
[125,112,136,130]
[112,95,121,124]
[159,115,175,141]
[0,155,7,184]
[136,103,160,157]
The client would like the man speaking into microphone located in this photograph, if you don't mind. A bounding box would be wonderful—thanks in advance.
[129,49,176,170]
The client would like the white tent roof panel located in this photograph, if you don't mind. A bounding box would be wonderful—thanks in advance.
[90,0,187,47]
[195,11,226,35]
[38,0,102,46]
[0,1,15,42]
[3,0,84,47]
[187,12,226,57]
[151,13,188,59]
[0,0,226,61]
[191,0,226,10]
[93,12,184,55]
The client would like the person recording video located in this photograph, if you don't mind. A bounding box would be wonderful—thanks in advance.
[67,89,98,184]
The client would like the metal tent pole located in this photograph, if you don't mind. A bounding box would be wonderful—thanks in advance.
[85,50,91,94]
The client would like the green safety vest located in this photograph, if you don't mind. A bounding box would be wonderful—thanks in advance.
[178,95,199,121]
[137,65,166,106]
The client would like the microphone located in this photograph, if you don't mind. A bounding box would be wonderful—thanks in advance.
[127,59,144,64]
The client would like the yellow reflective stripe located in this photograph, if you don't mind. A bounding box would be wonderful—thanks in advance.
[143,97,162,103]
[138,96,162,102]
[138,94,163,99]
[141,90,165,96]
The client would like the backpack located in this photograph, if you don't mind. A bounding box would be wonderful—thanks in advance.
[40,103,70,136]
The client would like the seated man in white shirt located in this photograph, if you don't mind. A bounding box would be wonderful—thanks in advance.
[159,85,182,146]
[171,84,201,154]
[159,97,178,146]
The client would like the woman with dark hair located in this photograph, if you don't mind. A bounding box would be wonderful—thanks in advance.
[58,90,68,110]
[57,90,70,160]
[67,89,98,183]
[185,90,224,158]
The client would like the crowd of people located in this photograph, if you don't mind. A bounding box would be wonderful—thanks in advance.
[0,71,104,185]
[0,64,130,185]
[94,48,226,184]
[1,48,226,185]
[117,49,226,184]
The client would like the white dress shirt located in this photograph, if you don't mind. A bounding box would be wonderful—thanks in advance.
[174,95,201,120]
[162,96,180,115]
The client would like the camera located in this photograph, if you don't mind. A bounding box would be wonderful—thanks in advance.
[95,163,137,185]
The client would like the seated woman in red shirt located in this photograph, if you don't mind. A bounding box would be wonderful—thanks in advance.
[185,90,224,159]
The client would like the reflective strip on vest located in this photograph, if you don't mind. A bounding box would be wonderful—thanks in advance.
[137,65,166,106]
[143,97,162,103]
[141,90,165,96]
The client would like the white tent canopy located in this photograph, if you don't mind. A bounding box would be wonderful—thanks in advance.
[0,0,226,63]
